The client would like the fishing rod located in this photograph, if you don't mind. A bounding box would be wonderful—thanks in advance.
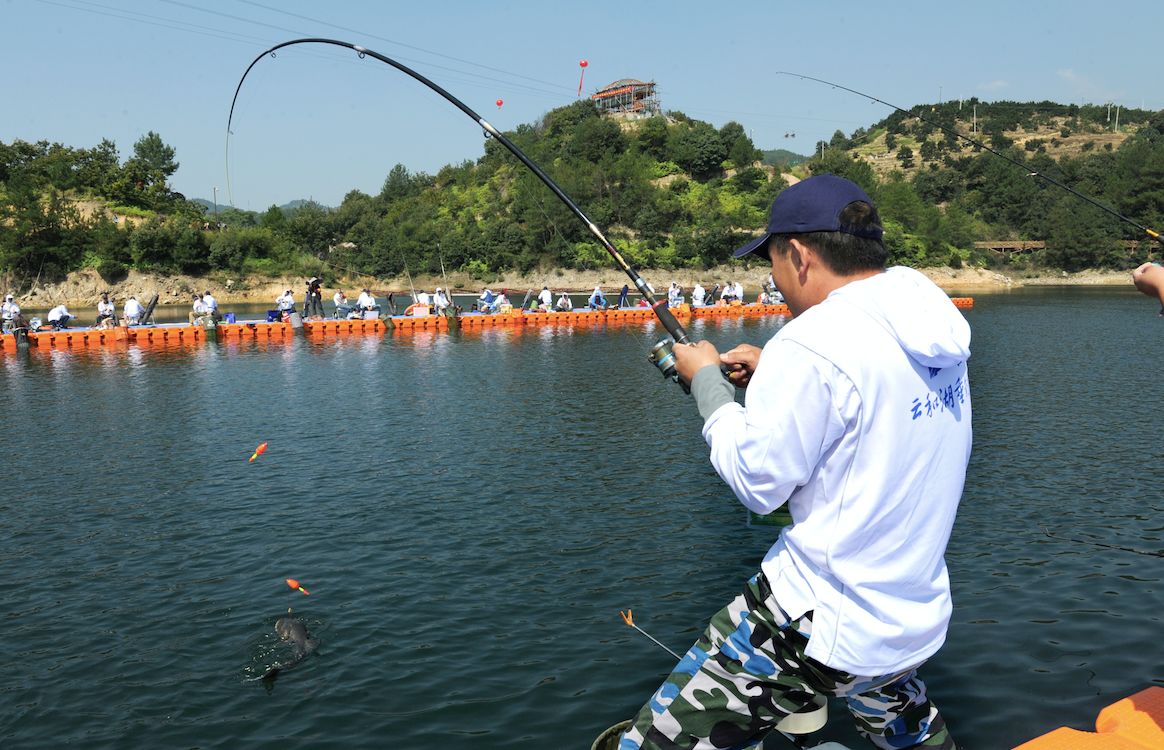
[228,38,690,382]
[398,250,418,305]
[436,242,458,315]
[1041,526,1164,558]
[774,71,1164,248]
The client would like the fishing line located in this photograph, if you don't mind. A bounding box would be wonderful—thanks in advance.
[774,71,1164,247]
[227,38,689,349]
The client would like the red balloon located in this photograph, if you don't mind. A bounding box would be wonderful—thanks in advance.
[579,59,589,68]
[495,98,504,108]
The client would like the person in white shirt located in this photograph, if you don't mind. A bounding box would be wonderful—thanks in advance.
[416,290,431,307]
[732,280,744,302]
[2,294,20,331]
[276,290,296,312]
[333,290,354,319]
[47,303,74,329]
[720,282,736,302]
[622,175,969,750]
[433,287,450,313]
[691,283,705,307]
[202,291,220,322]
[188,294,209,325]
[95,293,116,327]
[537,286,553,311]
[554,293,573,312]
[123,296,144,325]
[667,281,683,308]
[356,289,378,317]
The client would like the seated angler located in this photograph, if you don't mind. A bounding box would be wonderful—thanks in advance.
[356,288,379,317]
[123,296,144,325]
[188,293,209,325]
[95,292,116,328]
[333,290,353,319]
[276,289,296,318]
[48,303,75,330]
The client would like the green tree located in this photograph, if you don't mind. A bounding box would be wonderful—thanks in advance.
[634,116,670,160]
[719,121,759,168]
[896,145,915,169]
[111,131,179,210]
[670,122,727,181]
[209,227,274,272]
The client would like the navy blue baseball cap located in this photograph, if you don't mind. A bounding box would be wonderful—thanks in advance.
[734,174,883,258]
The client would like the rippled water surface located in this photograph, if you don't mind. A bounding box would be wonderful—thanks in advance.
[2,287,1161,749]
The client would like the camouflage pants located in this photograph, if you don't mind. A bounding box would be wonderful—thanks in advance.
[621,573,955,750]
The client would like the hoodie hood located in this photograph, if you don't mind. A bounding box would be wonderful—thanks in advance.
[830,266,971,368]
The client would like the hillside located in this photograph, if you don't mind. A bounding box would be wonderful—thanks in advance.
[848,112,1138,181]
[4,98,1164,296]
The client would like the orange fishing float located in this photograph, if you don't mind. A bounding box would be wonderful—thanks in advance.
[248,442,268,462]
[286,578,310,595]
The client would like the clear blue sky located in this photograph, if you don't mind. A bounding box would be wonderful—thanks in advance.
[3,0,1161,210]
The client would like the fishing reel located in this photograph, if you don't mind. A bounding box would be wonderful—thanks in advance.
[648,338,690,393]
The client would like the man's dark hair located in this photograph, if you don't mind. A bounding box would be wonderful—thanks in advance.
[770,200,888,274]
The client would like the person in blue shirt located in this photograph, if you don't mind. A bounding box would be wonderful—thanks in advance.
[587,285,607,309]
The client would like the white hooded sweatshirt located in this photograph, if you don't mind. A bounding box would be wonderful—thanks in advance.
[701,266,972,675]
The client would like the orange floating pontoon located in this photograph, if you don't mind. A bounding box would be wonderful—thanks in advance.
[0,297,974,352]
[1013,686,1164,749]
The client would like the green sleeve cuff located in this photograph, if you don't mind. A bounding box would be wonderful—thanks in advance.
[691,364,735,422]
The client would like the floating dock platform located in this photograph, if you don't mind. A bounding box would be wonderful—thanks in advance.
[2,298,974,352]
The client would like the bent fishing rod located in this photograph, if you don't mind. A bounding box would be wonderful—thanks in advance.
[228,38,690,366]
[775,72,1164,248]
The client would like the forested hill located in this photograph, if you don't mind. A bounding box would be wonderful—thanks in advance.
[2,98,1163,291]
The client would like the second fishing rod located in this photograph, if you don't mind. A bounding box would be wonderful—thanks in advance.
[229,38,691,388]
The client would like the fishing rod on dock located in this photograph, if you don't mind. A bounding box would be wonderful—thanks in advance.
[228,38,690,387]
[774,72,1164,248]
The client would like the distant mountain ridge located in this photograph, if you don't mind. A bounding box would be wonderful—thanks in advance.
[761,148,808,167]
[190,197,328,212]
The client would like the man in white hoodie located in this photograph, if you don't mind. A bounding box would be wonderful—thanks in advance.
[622,175,971,750]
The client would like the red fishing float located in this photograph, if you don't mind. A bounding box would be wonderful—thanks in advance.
[495,98,504,109]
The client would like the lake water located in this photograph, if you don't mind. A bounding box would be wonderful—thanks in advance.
[1,286,1160,749]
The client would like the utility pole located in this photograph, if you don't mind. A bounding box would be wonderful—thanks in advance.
[972,104,977,135]
[1114,105,1120,132]
[212,186,219,227]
